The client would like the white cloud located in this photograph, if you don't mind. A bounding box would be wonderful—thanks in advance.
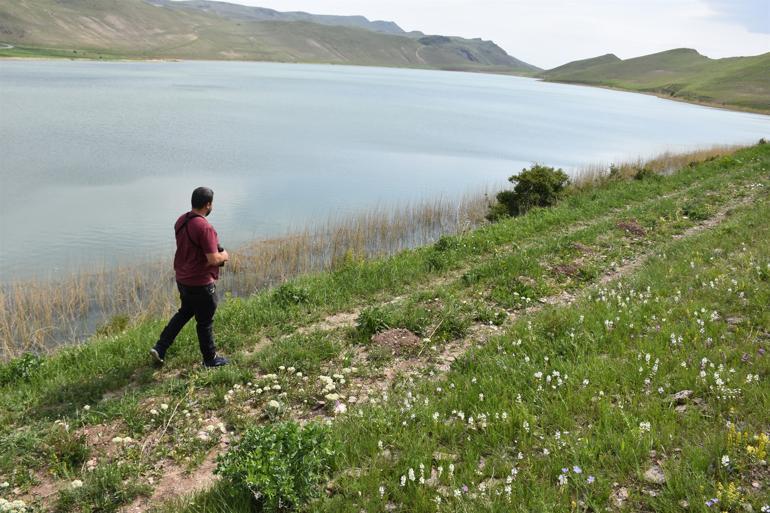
[212,0,770,68]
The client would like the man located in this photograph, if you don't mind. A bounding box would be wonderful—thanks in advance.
[151,186,230,367]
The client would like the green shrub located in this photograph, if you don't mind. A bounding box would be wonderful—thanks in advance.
[433,235,460,252]
[681,200,715,221]
[356,306,391,339]
[491,164,569,218]
[215,421,335,511]
[0,352,43,386]
[272,283,310,306]
[45,424,90,477]
[633,167,661,181]
[424,250,449,272]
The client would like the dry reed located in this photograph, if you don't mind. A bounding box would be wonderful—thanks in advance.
[0,192,491,360]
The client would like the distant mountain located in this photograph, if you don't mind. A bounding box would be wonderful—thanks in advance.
[146,0,406,35]
[0,0,540,74]
[541,48,770,113]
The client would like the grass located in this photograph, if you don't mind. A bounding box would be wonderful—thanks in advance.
[0,143,768,512]
[541,48,770,113]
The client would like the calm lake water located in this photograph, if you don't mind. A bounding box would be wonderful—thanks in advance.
[1,60,768,280]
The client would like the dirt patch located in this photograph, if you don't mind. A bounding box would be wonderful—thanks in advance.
[371,329,422,356]
[571,242,595,254]
[297,311,360,335]
[552,263,581,277]
[78,420,125,459]
[616,219,647,237]
[119,450,221,513]
[18,470,60,510]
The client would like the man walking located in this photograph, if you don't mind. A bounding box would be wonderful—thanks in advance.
[151,186,230,367]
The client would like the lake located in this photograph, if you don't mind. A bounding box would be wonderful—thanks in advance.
[1,60,768,281]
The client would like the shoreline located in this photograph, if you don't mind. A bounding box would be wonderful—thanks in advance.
[2,49,765,116]
[538,78,770,116]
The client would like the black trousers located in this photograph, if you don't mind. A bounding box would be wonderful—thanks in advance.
[156,282,218,361]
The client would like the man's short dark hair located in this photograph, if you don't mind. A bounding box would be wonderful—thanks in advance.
[191,187,214,209]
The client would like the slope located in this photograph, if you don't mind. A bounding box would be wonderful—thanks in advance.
[541,48,770,113]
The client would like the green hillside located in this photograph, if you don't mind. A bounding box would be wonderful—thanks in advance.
[1,144,769,512]
[541,48,770,113]
[0,0,539,73]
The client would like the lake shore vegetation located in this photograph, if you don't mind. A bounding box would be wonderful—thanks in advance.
[1,142,768,512]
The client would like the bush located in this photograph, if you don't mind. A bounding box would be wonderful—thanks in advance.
[490,164,569,218]
[45,424,90,477]
[633,167,660,181]
[681,200,715,221]
[215,422,335,511]
[272,283,310,306]
[0,352,43,386]
[356,306,391,339]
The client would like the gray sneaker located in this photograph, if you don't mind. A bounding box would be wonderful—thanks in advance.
[150,346,165,364]
[203,355,229,368]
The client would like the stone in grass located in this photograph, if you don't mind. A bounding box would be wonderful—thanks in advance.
[610,487,629,508]
[432,451,458,462]
[643,465,666,485]
[668,390,694,405]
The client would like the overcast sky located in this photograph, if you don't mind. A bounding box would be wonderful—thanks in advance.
[211,0,770,68]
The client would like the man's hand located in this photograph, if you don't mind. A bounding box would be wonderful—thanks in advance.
[205,249,229,267]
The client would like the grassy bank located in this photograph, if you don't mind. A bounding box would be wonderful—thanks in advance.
[0,147,737,361]
[1,143,768,512]
[540,49,770,114]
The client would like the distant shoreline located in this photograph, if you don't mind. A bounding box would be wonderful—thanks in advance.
[3,49,767,117]
[538,78,770,116]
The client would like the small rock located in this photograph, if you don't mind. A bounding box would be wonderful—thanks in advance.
[610,487,629,508]
[741,503,754,512]
[679,500,689,508]
[751,481,761,489]
[432,451,458,462]
[643,465,666,485]
[517,276,537,287]
[668,390,694,405]
[675,405,688,414]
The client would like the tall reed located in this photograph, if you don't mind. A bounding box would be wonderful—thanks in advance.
[0,193,491,360]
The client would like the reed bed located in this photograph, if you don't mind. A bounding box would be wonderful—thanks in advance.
[570,144,741,189]
[0,193,491,360]
[0,144,743,360]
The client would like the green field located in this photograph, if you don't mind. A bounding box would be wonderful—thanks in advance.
[541,48,770,113]
[1,143,769,512]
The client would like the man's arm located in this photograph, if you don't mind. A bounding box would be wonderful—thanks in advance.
[206,249,229,267]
